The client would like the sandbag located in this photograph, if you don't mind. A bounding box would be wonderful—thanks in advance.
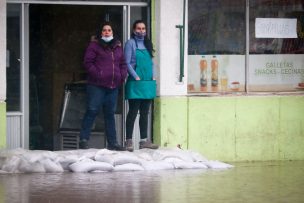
[69,159,114,173]
[114,163,144,171]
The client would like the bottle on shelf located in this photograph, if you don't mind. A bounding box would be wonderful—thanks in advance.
[220,70,228,92]
[200,56,207,91]
[211,55,218,87]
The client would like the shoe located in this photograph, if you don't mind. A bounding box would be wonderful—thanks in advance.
[107,143,126,151]
[79,139,89,149]
[125,139,134,152]
[139,140,159,149]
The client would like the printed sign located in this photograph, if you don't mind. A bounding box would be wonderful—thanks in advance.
[255,18,297,38]
[249,54,304,91]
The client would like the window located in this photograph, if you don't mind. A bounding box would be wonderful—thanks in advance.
[188,0,246,93]
[248,0,304,92]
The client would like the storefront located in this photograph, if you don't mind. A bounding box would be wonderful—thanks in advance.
[1,0,304,161]
[153,0,304,161]
[4,0,151,150]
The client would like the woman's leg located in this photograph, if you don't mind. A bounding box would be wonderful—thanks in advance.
[80,85,105,141]
[126,99,141,140]
[103,88,119,147]
[139,99,152,140]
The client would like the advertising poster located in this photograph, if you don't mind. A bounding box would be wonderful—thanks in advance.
[188,55,245,93]
[249,54,304,91]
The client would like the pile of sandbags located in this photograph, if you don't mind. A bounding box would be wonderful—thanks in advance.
[0,148,233,173]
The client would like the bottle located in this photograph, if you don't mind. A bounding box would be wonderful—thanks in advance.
[211,55,218,87]
[220,70,228,92]
[200,56,207,89]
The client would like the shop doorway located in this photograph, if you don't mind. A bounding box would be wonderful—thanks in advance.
[29,5,124,150]
[6,1,150,150]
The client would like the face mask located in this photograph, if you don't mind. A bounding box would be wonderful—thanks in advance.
[134,31,146,38]
[101,36,113,42]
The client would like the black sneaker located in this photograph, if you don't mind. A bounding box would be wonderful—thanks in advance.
[79,139,89,149]
[107,143,126,151]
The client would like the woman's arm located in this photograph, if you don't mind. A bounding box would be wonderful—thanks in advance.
[83,43,99,76]
[124,40,140,80]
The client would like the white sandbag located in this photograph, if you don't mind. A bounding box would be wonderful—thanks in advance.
[21,150,59,162]
[39,159,64,173]
[55,155,79,170]
[95,150,142,166]
[203,160,234,169]
[141,161,175,171]
[18,159,46,173]
[1,155,22,173]
[173,161,208,169]
[114,163,144,171]
[69,159,113,173]
[133,150,154,161]
[55,149,99,161]
[152,148,194,162]
[186,150,208,162]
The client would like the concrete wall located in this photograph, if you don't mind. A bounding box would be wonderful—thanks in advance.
[154,0,187,96]
[0,1,6,149]
[154,95,304,162]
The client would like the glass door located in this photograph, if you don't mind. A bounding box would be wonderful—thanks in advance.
[6,3,29,149]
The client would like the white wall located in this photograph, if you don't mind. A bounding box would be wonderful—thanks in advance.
[154,0,187,96]
[0,1,6,101]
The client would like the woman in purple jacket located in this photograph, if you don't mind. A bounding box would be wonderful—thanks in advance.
[79,22,128,150]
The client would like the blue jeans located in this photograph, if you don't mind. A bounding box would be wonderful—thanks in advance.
[80,85,118,147]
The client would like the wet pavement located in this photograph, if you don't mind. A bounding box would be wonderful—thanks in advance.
[0,161,303,203]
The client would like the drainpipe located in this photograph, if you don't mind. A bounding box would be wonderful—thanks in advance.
[175,0,186,82]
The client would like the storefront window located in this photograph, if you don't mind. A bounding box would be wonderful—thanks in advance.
[6,4,21,111]
[188,0,246,93]
[249,0,304,91]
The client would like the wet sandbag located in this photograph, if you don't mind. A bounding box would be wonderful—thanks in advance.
[55,155,79,171]
[69,158,113,173]
[161,157,207,169]
[203,160,234,169]
[40,159,64,173]
[152,148,194,162]
[1,155,22,173]
[141,161,175,171]
[95,150,142,166]
[173,161,208,169]
[18,158,46,173]
[133,149,154,161]
[114,163,144,171]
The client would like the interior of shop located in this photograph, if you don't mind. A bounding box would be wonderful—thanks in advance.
[29,4,124,150]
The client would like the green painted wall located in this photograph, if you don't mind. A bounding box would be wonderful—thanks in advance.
[153,96,304,162]
[0,102,6,149]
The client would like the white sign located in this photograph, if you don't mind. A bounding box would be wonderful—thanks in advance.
[255,18,297,38]
[249,54,304,85]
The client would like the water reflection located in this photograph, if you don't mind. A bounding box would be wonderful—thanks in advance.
[1,162,304,203]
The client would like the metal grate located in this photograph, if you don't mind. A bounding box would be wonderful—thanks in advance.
[60,132,79,150]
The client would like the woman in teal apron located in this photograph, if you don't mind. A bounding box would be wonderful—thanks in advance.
[124,20,158,152]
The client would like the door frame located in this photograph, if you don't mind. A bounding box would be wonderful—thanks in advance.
[6,0,150,149]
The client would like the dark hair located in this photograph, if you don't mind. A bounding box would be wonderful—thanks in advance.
[131,20,154,57]
[96,21,114,37]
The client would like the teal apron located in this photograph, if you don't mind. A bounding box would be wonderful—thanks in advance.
[125,40,156,99]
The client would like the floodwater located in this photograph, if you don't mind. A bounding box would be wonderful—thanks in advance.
[0,161,303,203]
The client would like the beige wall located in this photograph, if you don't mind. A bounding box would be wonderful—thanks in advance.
[0,1,6,102]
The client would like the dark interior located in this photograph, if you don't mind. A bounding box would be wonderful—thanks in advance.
[29,4,123,150]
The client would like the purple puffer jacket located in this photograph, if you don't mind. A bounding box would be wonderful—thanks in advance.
[84,39,128,89]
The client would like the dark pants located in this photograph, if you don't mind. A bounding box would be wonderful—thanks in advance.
[126,99,152,140]
[80,85,118,147]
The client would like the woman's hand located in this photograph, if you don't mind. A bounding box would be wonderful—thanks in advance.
[135,77,140,81]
